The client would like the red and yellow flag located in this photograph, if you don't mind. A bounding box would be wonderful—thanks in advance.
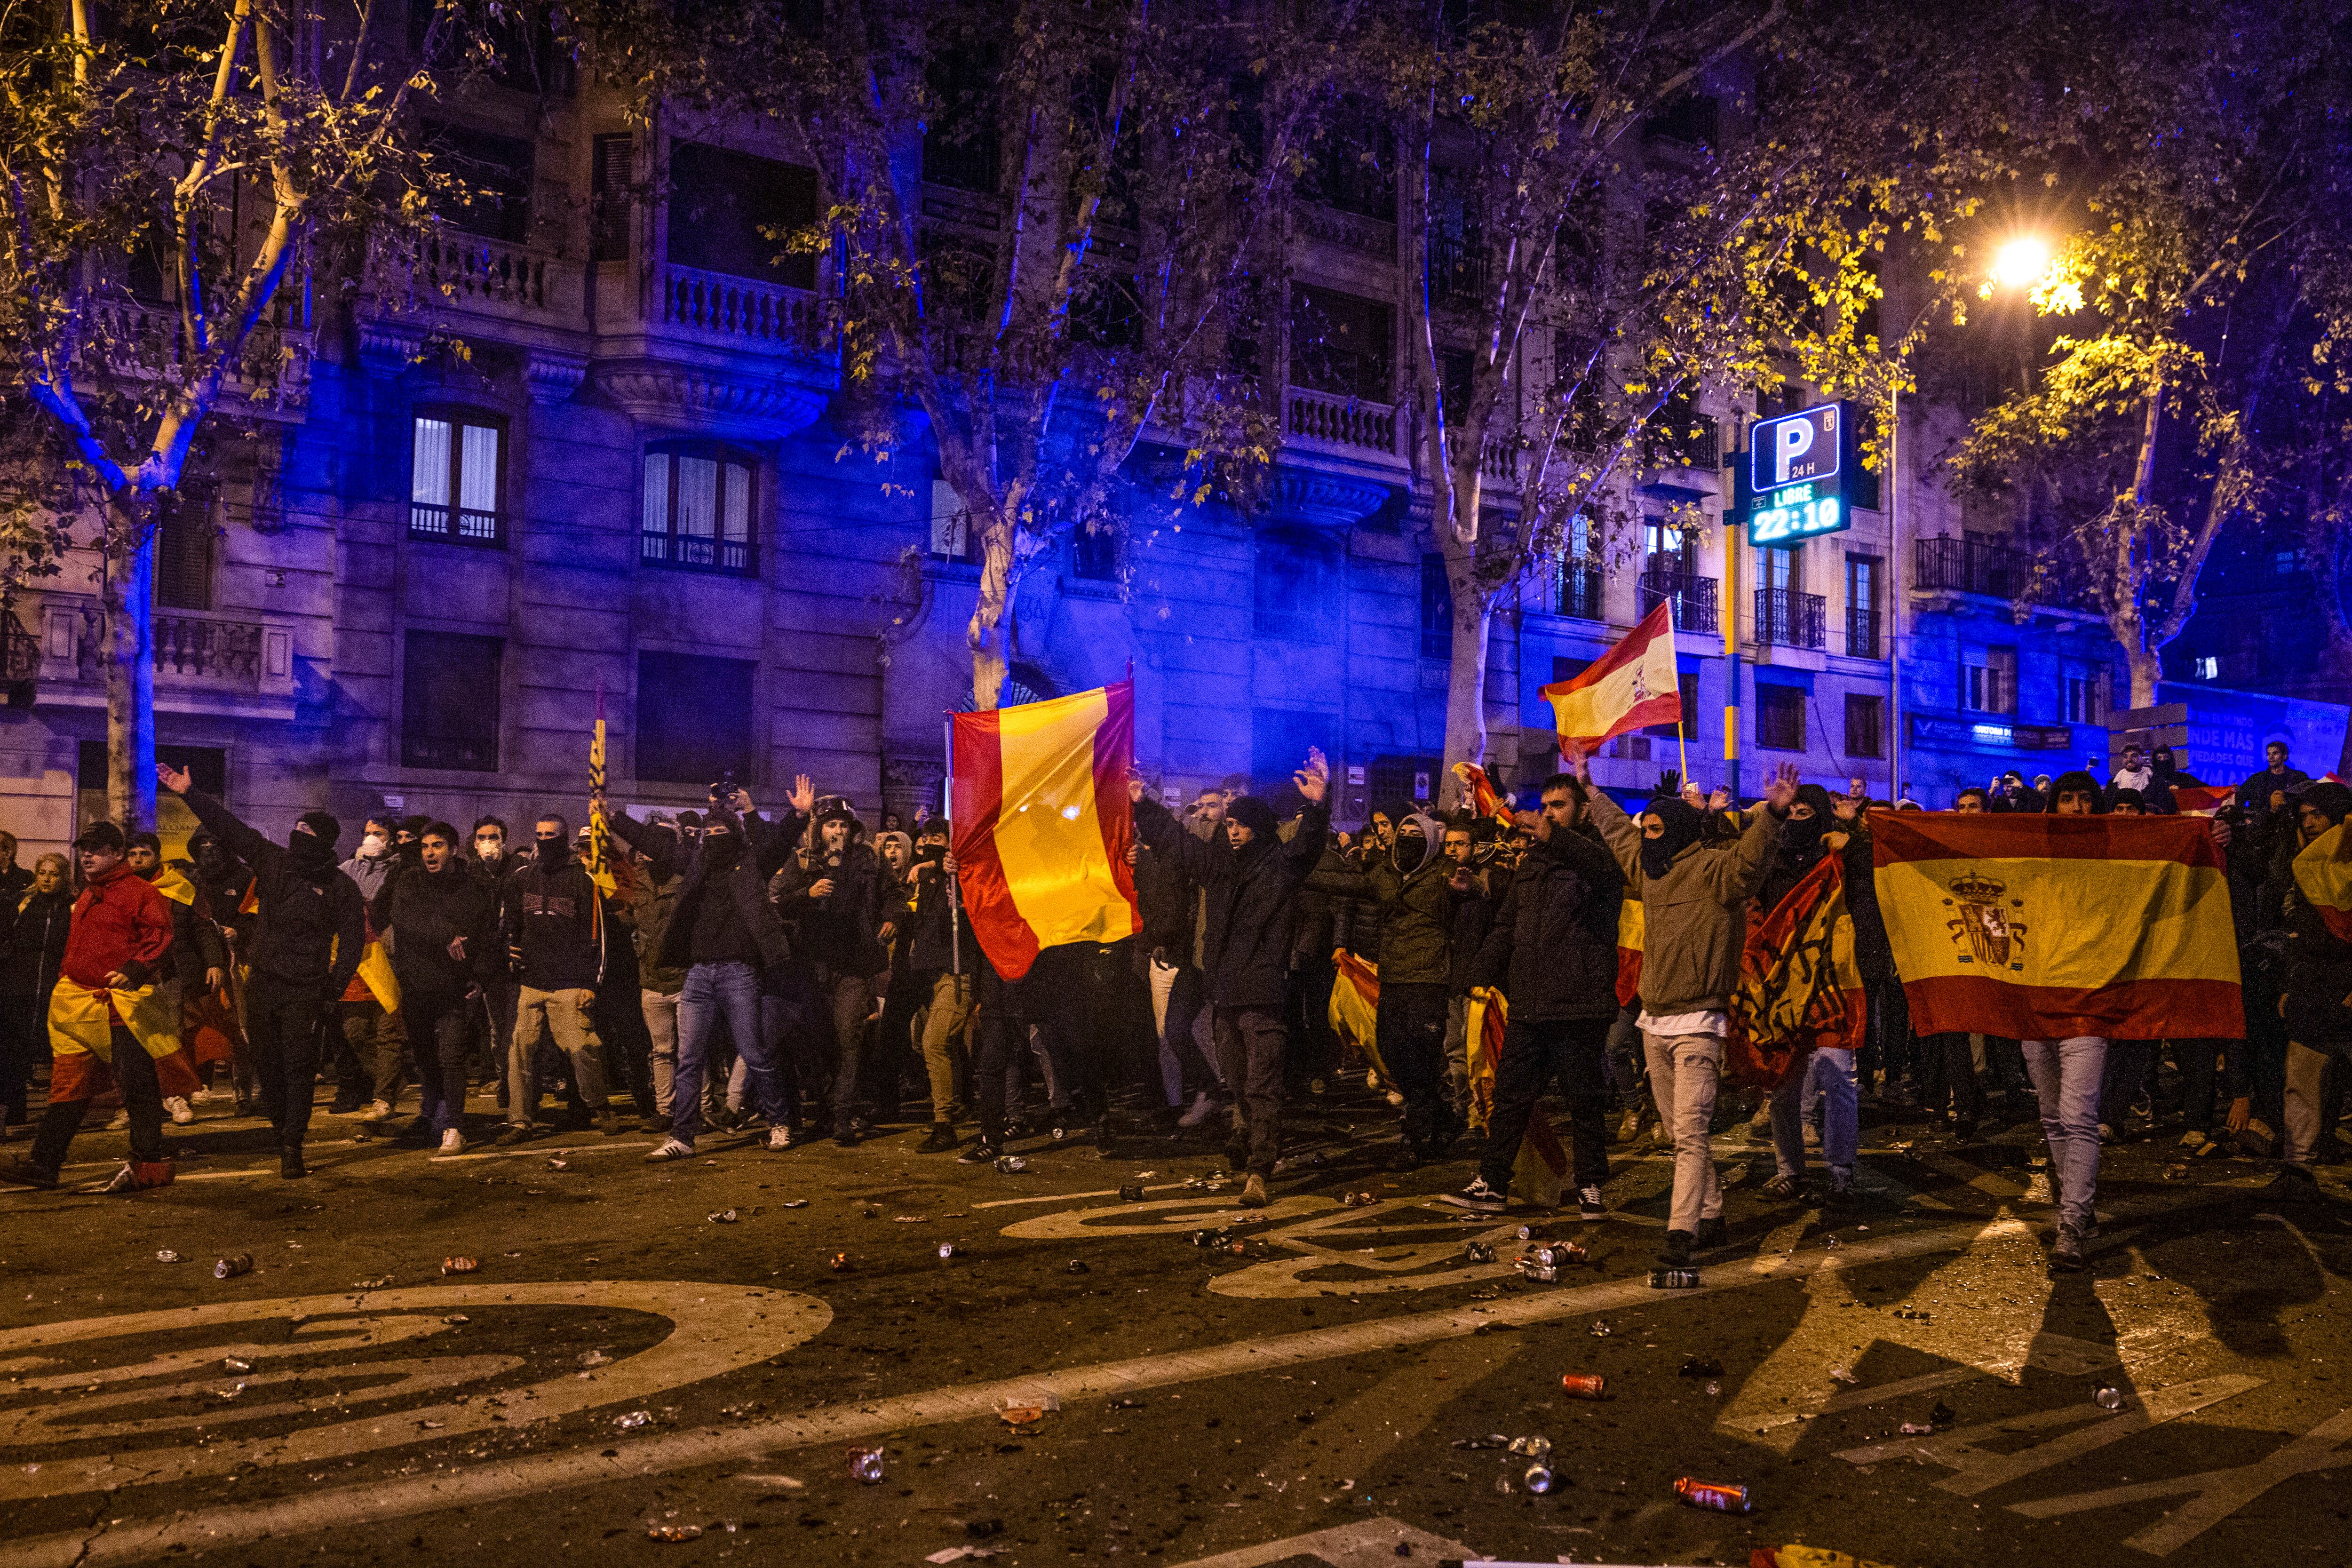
[2291,821,2352,942]
[1727,855,1863,1091]
[1327,950,1387,1083]
[1872,813,2242,1041]
[1540,599,1679,756]
[585,684,618,898]
[949,680,1141,981]
[1452,761,1514,829]
[1615,896,1644,1007]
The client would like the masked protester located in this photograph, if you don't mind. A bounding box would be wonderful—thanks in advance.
[369,822,499,1154]
[0,853,71,1136]
[2270,781,2352,1200]
[1131,751,1331,1208]
[159,766,364,1179]
[497,813,622,1143]
[1581,755,1797,1272]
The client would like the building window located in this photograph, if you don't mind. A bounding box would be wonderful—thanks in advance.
[1845,553,1881,659]
[421,121,534,245]
[637,652,756,785]
[1845,693,1884,758]
[154,485,215,611]
[1254,538,1335,643]
[2064,665,2103,724]
[642,446,756,574]
[590,133,633,263]
[1962,644,2017,715]
[929,479,978,563]
[1647,675,1700,740]
[2193,654,2219,682]
[2274,549,2299,575]
[402,632,502,771]
[1420,555,1452,661]
[1757,683,1805,751]
[1072,525,1119,581]
[1289,284,1393,402]
[409,412,504,545]
[667,141,818,288]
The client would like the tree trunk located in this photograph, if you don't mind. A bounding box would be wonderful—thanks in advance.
[968,514,1013,712]
[99,493,159,830]
[1435,450,1490,806]
[2125,646,2161,711]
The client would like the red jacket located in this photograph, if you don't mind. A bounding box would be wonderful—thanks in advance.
[63,863,175,990]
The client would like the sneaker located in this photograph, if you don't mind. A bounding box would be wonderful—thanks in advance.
[956,1140,1003,1165]
[279,1149,307,1180]
[0,1159,59,1190]
[596,1111,623,1137]
[1177,1091,1217,1129]
[1093,1122,1116,1154]
[781,1122,822,1150]
[436,1129,467,1157]
[1762,1172,1804,1201]
[2178,1129,2209,1151]
[1240,1172,1269,1209]
[1658,1229,1695,1267]
[2097,1122,2117,1145]
[643,1138,695,1162]
[1578,1185,1607,1222]
[1824,1176,1857,1210]
[2049,1225,2088,1273]
[165,1096,195,1126]
[494,1123,537,1147]
[767,1126,795,1151]
[834,1126,859,1147]
[358,1100,394,1123]
[1441,1176,1508,1214]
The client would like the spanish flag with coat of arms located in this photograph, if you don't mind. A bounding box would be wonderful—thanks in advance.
[1872,813,2241,1040]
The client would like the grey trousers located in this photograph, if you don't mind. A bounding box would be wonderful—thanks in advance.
[1642,1030,1725,1234]
[2022,1035,2106,1235]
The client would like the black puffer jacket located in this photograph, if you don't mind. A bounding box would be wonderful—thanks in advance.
[607,811,794,975]
[2281,880,2352,1052]
[180,788,366,997]
[1307,817,1459,987]
[773,840,898,977]
[1470,823,1623,1020]
[371,860,501,997]
[1136,796,1329,1010]
[0,886,72,997]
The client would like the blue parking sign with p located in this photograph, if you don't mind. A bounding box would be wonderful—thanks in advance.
[1751,404,1840,493]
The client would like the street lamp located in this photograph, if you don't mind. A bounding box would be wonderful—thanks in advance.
[1990,235,2052,292]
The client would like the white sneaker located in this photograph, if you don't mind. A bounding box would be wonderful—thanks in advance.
[358,1100,394,1123]
[1177,1091,1217,1129]
[436,1129,466,1156]
[766,1126,791,1151]
[644,1137,695,1162]
[108,1110,130,1130]
[164,1096,194,1125]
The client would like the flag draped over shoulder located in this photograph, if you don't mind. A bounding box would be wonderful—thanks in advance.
[949,680,1142,982]
[1452,762,1514,829]
[1873,813,2242,1041]
[1462,986,1566,1206]
[2291,822,2352,942]
[1540,600,1679,755]
[1726,855,1863,1091]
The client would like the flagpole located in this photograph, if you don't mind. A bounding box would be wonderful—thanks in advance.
[1667,581,1689,784]
[943,714,960,975]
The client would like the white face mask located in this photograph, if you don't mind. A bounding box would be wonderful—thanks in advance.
[361,833,389,857]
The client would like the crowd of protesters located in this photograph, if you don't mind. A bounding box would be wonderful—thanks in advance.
[0,740,2344,1280]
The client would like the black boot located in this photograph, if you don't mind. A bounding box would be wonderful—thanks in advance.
[918,1123,960,1154]
[279,1147,308,1180]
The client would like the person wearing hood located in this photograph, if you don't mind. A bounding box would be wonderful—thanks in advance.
[610,783,802,1159]
[773,793,901,1146]
[1309,804,1470,1169]
[901,818,986,1151]
[1130,750,1330,1208]
[2144,745,2201,815]
[1758,786,1864,1208]
[1581,754,1798,1270]
[0,853,72,1138]
[124,832,224,1128]
[1445,772,1626,1219]
[368,822,500,1154]
[2268,780,2352,1200]
[161,765,365,1179]
[2019,770,2117,1270]
[497,812,622,1144]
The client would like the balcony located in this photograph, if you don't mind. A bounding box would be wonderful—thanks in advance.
[654,262,827,351]
[77,296,312,421]
[1286,385,1401,460]
[1638,567,1716,629]
[1557,559,1605,620]
[408,502,505,547]
[1755,588,1828,650]
[1846,606,1883,660]
[1914,534,2092,610]
[641,531,753,574]
[36,596,298,717]
[1428,232,1488,308]
[404,231,557,314]
[1297,203,1397,260]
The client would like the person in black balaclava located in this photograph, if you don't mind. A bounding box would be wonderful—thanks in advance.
[1758,783,1836,912]
[1309,805,1470,1169]
[159,764,365,1179]
[2145,745,2201,815]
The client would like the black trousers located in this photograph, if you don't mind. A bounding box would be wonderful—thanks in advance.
[1478,1013,1613,1194]
[1917,1031,1984,1122]
[405,988,476,1135]
[246,970,328,1151]
[0,990,42,1125]
[32,1024,166,1172]
[596,933,657,1117]
[1212,1005,1286,1174]
[1378,982,1452,1147]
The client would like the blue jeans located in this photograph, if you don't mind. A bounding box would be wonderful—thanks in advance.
[1771,1045,1857,1182]
[2023,1035,2107,1235]
[675,962,784,1147]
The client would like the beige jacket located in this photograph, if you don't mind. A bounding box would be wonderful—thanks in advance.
[1586,789,1783,1016]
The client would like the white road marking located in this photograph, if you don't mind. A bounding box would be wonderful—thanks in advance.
[1171,1518,1475,1568]
[0,1207,2207,1568]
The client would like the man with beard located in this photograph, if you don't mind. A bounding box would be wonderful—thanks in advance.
[1131,750,1330,1208]
[370,821,499,1154]
[606,798,798,1160]
[1309,807,1468,1169]
[1581,755,1797,1271]
[1444,772,1624,1219]
[2270,780,2352,1201]
[158,765,365,1179]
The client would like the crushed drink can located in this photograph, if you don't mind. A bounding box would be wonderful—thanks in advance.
[829,1251,851,1272]
[848,1445,885,1484]
[1523,1464,1556,1494]
[708,1209,739,1224]
[1674,1477,1751,1513]
[938,1242,958,1260]
[994,1155,1028,1174]
[156,1249,183,1264]
[2095,1385,2123,1410]
[1649,1267,1700,1289]
[1463,1241,1495,1264]
[441,1256,478,1275]
[213,1253,253,1281]
[1507,1435,1551,1461]
[1560,1373,1606,1400]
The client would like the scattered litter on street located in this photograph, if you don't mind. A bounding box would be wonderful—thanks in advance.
[708,1209,739,1223]
[781,1199,810,1209]
[938,1242,959,1260]
[1675,1476,1753,1513]
[1649,1267,1699,1289]
[1560,1374,1606,1400]
[993,1155,1029,1174]
[645,1523,702,1542]
[994,1391,1060,1425]
[155,1249,182,1263]
[355,1276,393,1289]
[848,1444,886,1483]
[440,1256,478,1275]
[2096,1385,2124,1410]
[829,1251,852,1271]
[925,1548,998,1563]
[615,1411,652,1430]
[578,1350,611,1368]
[222,1356,253,1373]
[212,1254,253,1280]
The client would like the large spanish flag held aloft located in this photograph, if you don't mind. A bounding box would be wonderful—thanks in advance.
[1540,599,1679,755]
[2291,822,2352,941]
[950,680,1142,981]
[1872,813,2242,1041]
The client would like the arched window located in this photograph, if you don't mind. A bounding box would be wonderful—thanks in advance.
[642,444,757,575]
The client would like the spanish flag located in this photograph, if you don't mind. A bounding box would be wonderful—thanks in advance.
[1328,949,1386,1082]
[1616,896,1644,1007]
[1727,854,1863,1091]
[1452,761,1514,829]
[1872,813,2242,1040]
[2291,822,2352,942]
[1540,600,1679,755]
[949,680,1141,981]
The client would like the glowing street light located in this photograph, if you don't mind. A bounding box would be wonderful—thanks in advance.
[1990,235,2052,292]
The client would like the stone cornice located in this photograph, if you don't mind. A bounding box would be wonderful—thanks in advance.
[591,358,826,440]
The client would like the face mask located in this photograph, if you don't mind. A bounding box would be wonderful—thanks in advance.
[361,833,389,857]
[701,831,742,869]
[536,835,564,861]
[476,838,503,860]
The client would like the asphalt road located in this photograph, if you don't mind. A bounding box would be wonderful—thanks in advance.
[2,1082,2348,1568]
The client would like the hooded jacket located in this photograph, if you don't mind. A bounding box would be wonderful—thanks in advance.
[607,809,795,976]
[179,788,365,997]
[60,861,175,992]
[139,864,227,993]
[1135,794,1329,1010]
[1587,786,1782,1015]
[370,859,501,998]
[1305,811,1459,987]
[1758,784,1837,914]
[1470,818,1623,1020]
